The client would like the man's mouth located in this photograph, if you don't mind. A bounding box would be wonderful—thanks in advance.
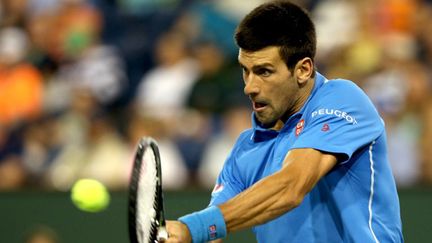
[253,101,268,112]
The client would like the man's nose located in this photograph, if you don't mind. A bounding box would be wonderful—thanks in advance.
[244,75,260,96]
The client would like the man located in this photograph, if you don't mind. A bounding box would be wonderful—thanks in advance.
[165,1,404,242]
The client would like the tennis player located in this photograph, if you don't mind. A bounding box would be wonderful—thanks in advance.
[165,1,403,242]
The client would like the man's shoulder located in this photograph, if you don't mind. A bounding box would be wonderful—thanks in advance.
[311,77,371,106]
[321,78,363,94]
[305,76,382,123]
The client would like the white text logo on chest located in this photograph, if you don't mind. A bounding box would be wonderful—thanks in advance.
[311,109,358,124]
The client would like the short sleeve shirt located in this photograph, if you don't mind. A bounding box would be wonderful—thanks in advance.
[209,73,403,243]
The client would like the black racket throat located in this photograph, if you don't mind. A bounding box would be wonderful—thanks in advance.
[128,137,167,243]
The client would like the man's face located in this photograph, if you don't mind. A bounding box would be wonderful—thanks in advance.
[239,46,300,127]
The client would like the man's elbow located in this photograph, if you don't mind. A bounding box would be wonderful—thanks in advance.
[274,189,305,213]
[280,173,318,210]
[285,192,304,209]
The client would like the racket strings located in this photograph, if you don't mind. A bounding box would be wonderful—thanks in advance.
[136,146,159,243]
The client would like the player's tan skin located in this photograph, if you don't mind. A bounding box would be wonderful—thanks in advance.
[164,46,338,243]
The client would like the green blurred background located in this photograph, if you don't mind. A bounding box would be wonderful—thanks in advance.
[1,188,431,243]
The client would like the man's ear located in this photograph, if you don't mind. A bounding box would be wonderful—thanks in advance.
[295,57,314,85]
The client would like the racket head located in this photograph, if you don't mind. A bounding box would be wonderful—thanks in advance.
[128,137,166,243]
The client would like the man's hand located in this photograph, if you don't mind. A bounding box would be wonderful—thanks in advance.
[164,220,192,243]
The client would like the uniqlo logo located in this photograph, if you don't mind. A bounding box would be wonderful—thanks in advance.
[295,119,305,136]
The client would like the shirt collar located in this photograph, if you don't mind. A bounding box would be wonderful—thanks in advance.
[297,71,326,115]
[251,72,327,142]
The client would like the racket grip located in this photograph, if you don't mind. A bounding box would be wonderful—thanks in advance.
[157,227,168,242]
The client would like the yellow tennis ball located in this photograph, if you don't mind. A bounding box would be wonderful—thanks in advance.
[71,179,110,213]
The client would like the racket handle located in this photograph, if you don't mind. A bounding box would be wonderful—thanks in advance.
[157,227,168,242]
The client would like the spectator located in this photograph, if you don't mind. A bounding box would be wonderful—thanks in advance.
[43,0,127,113]
[135,30,200,119]
[362,43,430,187]
[0,27,43,128]
[44,89,130,190]
[0,126,26,190]
[0,0,28,27]
[187,40,245,116]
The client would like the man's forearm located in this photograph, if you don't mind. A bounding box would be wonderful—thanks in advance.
[219,164,302,232]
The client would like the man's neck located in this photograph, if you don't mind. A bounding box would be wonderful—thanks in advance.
[273,77,315,130]
[270,120,285,131]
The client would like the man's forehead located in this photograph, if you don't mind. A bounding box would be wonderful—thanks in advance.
[238,46,281,66]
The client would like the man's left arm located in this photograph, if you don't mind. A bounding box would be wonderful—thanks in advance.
[165,148,337,242]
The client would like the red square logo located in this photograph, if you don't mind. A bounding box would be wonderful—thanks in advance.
[295,119,305,136]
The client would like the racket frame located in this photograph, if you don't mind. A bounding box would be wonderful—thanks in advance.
[128,137,167,243]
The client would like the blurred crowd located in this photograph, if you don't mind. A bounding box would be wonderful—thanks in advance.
[0,0,431,192]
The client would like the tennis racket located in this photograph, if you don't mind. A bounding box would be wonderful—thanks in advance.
[128,137,168,243]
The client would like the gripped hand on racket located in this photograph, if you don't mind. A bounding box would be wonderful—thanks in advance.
[161,220,192,243]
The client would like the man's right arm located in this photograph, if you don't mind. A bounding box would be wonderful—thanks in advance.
[218,148,336,232]
[165,148,337,242]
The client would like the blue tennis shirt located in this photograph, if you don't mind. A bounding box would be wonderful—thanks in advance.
[209,72,403,242]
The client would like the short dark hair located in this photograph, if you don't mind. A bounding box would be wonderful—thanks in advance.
[235,0,316,71]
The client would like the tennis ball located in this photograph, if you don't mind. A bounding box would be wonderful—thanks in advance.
[71,179,110,213]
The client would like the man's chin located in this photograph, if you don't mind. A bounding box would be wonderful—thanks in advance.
[255,114,277,128]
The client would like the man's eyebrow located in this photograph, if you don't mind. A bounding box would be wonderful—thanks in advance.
[252,63,273,70]
[238,63,274,71]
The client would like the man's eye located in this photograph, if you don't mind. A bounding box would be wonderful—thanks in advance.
[257,69,272,77]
